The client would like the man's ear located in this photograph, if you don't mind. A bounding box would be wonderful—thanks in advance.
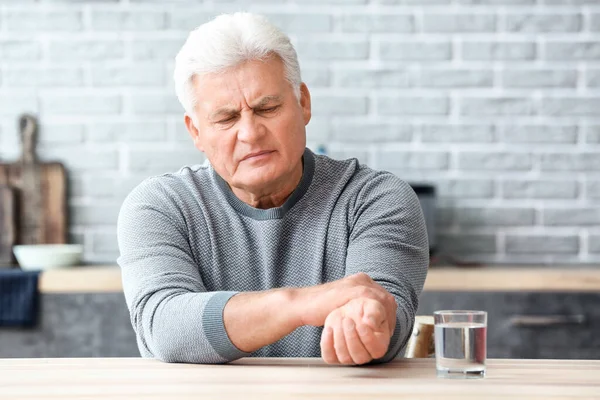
[299,83,311,126]
[184,113,204,152]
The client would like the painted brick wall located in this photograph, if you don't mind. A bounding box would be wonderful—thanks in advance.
[0,0,598,265]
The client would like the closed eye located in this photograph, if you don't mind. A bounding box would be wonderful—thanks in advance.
[216,116,238,124]
[257,106,279,114]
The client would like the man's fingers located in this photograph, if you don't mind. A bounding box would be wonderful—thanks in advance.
[320,326,338,364]
[362,299,386,330]
[387,309,396,336]
[342,275,398,337]
[321,295,395,365]
[356,322,390,360]
[385,295,397,336]
[343,317,372,365]
[355,286,388,308]
[333,317,353,365]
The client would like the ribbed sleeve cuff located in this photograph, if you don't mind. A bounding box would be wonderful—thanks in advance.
[202,291,252,362]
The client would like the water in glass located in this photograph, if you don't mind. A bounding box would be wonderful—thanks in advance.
[434,322,486,378]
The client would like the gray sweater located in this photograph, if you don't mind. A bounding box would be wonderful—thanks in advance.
[117,148,429,364]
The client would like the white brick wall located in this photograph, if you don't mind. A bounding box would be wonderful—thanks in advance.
[0,0,599,265]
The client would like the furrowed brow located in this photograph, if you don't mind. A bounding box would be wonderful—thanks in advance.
[252,95,282,109]
[209,106,239,121]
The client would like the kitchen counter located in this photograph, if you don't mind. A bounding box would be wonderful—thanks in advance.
[37,265,600,293]
[1,357,599,399]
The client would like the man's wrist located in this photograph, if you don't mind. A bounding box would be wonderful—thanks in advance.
[282,287,307,329]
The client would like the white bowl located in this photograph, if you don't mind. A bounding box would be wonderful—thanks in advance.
[13,244,83,271]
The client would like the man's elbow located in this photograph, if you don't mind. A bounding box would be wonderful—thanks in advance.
[138,320,239,364]
[128,291,243,364]
[146,338,229,364]
[149,343,184,364]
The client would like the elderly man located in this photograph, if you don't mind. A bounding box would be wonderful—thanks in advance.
[117,12,429,366]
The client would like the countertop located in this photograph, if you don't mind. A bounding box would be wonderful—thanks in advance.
[1,357,598,399]
[36,266,600,293]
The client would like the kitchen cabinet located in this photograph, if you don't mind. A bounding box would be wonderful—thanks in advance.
[0,293,138,358]
[417,292,600,359]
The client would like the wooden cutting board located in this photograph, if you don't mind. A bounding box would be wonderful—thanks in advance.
[0,185,16,265]
[0,114,67,247]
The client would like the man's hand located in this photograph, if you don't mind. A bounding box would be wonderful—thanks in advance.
[320,297,395,365]
[290,272,398,364]
[297,272,397,332]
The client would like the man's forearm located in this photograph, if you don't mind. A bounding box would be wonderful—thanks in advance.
[223,288,303,353]
[223,273,393,354]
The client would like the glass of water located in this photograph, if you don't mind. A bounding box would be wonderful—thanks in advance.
[433,310,487,379]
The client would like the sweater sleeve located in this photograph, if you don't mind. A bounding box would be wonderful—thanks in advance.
[345,172,429,363]
[117,178,251,364]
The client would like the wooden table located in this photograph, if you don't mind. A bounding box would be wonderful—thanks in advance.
[1,358,599,399]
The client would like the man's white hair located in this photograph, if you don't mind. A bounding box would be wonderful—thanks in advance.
[174,12,302,117]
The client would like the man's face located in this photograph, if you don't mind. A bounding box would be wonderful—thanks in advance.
[185,55,311,193]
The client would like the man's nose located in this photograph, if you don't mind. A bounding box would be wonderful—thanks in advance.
[237,111,265,143]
